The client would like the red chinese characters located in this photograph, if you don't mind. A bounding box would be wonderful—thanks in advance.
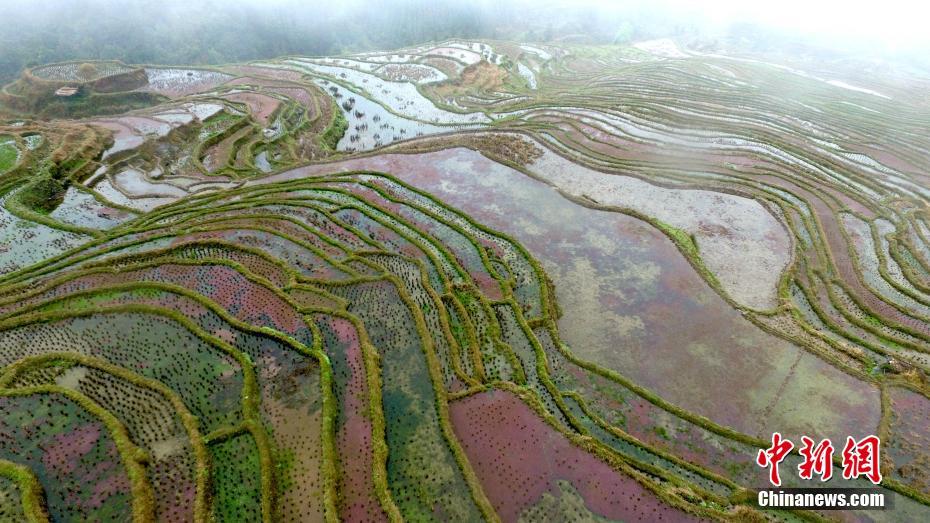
[841,435,882,485]
[757,432,794,486]
[797,436,834,481]
[758,434,883,486]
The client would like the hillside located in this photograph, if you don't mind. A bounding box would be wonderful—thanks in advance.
[1,38,930,521]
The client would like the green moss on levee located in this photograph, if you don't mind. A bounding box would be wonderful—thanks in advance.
[16,176,65,213]
[0,459,49,523]
[649,218,725,294]
[0,140,18,173]
[4,88,167,119]
[320,104,348,151]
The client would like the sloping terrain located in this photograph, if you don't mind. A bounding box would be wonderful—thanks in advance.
[1,39,930,522]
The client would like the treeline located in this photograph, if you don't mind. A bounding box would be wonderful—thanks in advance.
[0,0,693,85]
[2,1,925,88]
[0,0,497,84]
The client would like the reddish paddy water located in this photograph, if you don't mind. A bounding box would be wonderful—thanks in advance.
[262,147,880,442]
[450,389,702,522]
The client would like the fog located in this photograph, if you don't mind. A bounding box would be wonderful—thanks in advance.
[0,0,927,83]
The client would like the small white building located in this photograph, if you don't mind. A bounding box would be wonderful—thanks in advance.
[54,86,79,97]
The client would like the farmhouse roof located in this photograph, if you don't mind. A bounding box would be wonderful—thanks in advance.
[55,86,79,97]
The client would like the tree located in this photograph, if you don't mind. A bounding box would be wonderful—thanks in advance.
[77,62,97,81]
[613,21,634,45]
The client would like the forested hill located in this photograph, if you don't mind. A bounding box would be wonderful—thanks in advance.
[0,1,458,83]
[0,0,646,85]
[2,0,929,88]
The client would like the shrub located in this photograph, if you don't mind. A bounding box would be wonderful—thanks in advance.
[18,176,66,213]
[320,106,348,151]
[77,63,98,81]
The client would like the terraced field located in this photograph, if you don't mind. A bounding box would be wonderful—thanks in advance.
[1,39,930,521]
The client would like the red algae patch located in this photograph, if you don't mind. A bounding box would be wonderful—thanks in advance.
[222,92,280,126]
[450,389,702,522]
[314,313,388,522]
[886,386,930,494]
[255,147,879,442]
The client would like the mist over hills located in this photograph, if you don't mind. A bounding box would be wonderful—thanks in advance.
[3,0,928,87]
